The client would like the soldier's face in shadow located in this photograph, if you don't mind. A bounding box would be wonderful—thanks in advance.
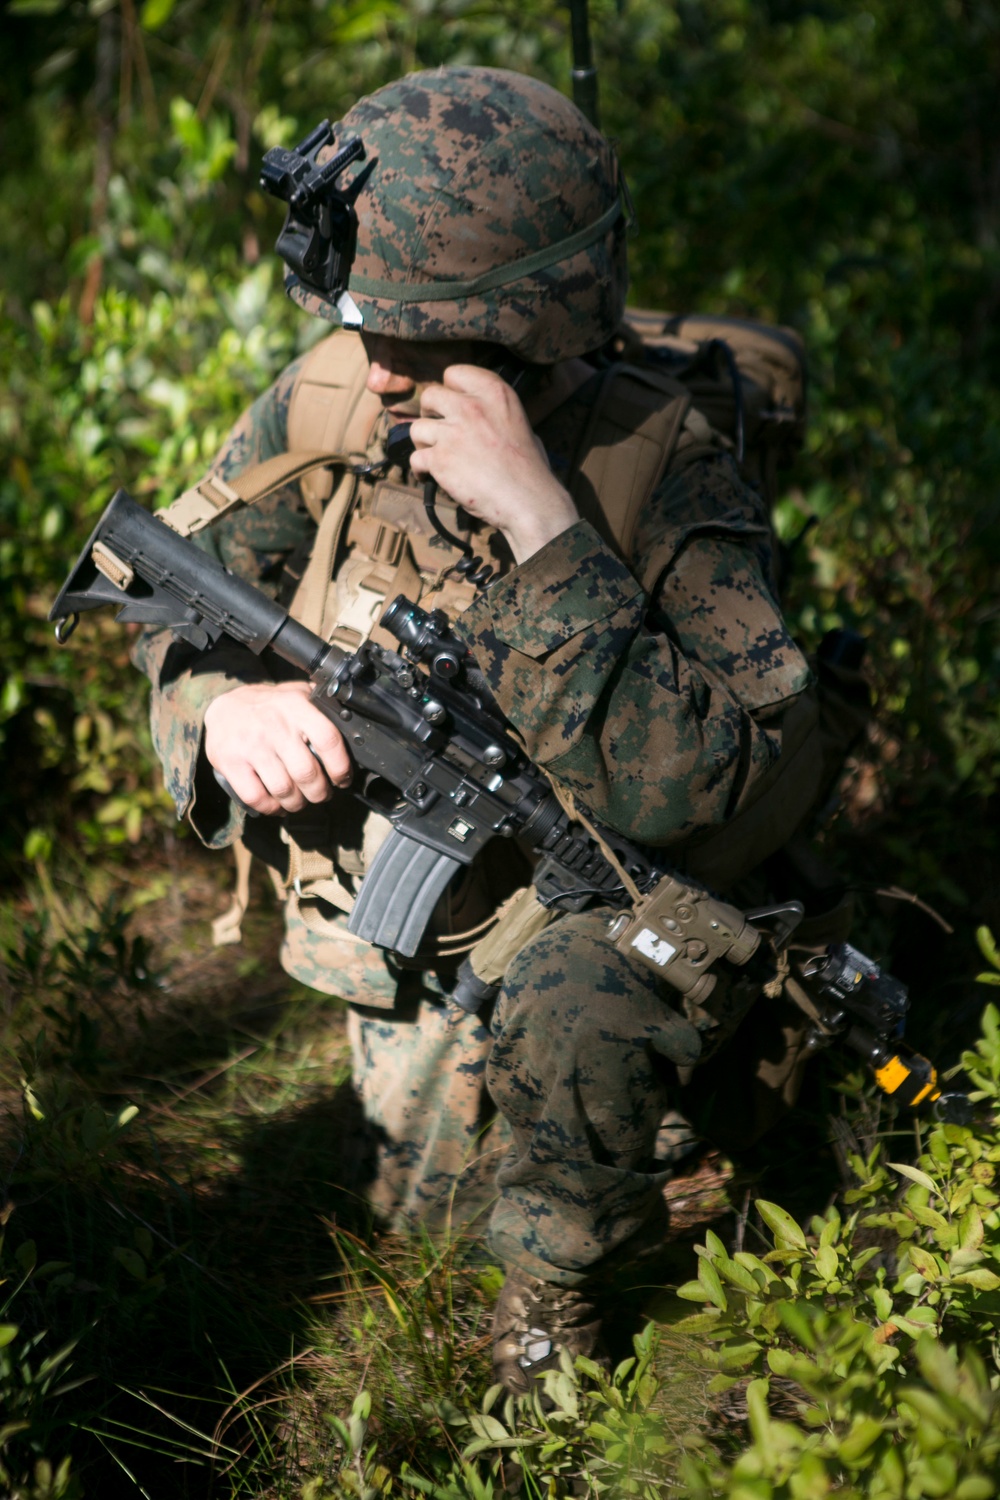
[360,332,495,418]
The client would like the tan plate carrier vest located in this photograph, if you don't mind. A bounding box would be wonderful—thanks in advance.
[164,330,836,954]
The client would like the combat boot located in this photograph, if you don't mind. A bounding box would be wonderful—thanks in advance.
[491,1268,608,1394]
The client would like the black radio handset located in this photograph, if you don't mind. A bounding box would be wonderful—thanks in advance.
[385,421,417,473]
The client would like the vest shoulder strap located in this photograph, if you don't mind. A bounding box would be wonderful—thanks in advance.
[567,364,692,576]
[158,331,380,538]
[160,450,348,536]
[287,331,383,514]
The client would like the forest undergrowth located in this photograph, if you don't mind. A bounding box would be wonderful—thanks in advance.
[3,0,1000,1494]
[2,838,1000,1499]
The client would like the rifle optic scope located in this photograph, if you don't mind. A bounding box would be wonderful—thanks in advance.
[382,596,467,680]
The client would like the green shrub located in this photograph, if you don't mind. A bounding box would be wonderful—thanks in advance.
[673,1002,1000,1497]
[0,1226,84,1500]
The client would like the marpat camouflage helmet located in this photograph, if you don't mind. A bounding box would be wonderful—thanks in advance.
[285,66,628,363]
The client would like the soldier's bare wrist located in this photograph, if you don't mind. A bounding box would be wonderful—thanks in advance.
[506,492,579,563]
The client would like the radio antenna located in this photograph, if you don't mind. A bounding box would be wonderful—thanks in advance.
[568,0,600,130]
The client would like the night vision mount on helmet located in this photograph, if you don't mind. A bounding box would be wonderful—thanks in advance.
[259,120,373,330]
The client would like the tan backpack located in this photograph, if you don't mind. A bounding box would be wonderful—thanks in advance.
[615,308,807,510]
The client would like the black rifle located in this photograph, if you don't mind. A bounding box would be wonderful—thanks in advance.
[49,491,706,969]
[50,490,966,1119]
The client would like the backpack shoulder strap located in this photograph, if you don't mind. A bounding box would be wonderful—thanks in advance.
[567,363,692,565]
[287,330,383,517]
[160,331,381,537]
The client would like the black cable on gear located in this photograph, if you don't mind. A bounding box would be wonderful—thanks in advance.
[422,479,494,588]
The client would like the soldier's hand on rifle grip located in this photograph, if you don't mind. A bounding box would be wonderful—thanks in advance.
[203,681,352,816]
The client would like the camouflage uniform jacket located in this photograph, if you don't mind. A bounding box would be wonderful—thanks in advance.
[133,338,812,1002]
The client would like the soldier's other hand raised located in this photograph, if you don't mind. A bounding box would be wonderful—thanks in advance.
[409,365,580,563]
[203,681,351,816]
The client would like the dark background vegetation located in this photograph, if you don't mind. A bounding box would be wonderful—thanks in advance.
[1,0,998,1495]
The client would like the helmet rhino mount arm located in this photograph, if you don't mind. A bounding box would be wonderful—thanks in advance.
[259,120,370,329]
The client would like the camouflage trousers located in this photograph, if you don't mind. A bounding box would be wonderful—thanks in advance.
[347,909,707,1287]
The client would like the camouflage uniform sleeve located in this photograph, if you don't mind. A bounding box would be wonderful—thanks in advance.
[457,453,812,849]
[131,357,315,848]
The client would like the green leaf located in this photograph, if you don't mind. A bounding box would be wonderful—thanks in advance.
[814,1244,838,1280]
[819,1213,841,1248]
[15,1240,37,1273]
[714,1340,763,1372]
[893,1307,942,1337]
[718,1256,762,1293]
[586,1422,621,1443]
[959,1207,985,1251]
[767,1346,818,1383]
[676,1279,708,1302]
[906,1246,941,1281]
[0,1324,19,1348]
[113,1246,146,1280]
[952,1267,1000,1290]
[699,1374,737,1398]
[734,1252,771,1281]
[889,1162,939,1194]
[675,1310,724,1335]
[917,1333,967,1403]
[745,1378,776,1457]
[481,1383,503,1414]
[697,1256,728,1311]
[954,1478,996,1500]
[467,1413,509,1443]
[23,828,51,863]
[837,1416,884,1463]
[909,1202,951,1233]
[461,1436,521,1457]
[872,1287,893,1321]
[141,0,175,28]
[975,926,1000,971]
[756,1199,807,1248]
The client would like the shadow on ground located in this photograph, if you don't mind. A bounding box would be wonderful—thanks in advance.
[1,843,381,1497]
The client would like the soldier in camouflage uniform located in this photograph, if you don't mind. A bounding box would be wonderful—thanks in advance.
[133,66,812,1393]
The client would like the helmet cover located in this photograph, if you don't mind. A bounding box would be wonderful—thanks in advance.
[284,66,628,363]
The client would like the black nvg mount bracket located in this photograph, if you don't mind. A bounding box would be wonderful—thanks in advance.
[259,120,371,329]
